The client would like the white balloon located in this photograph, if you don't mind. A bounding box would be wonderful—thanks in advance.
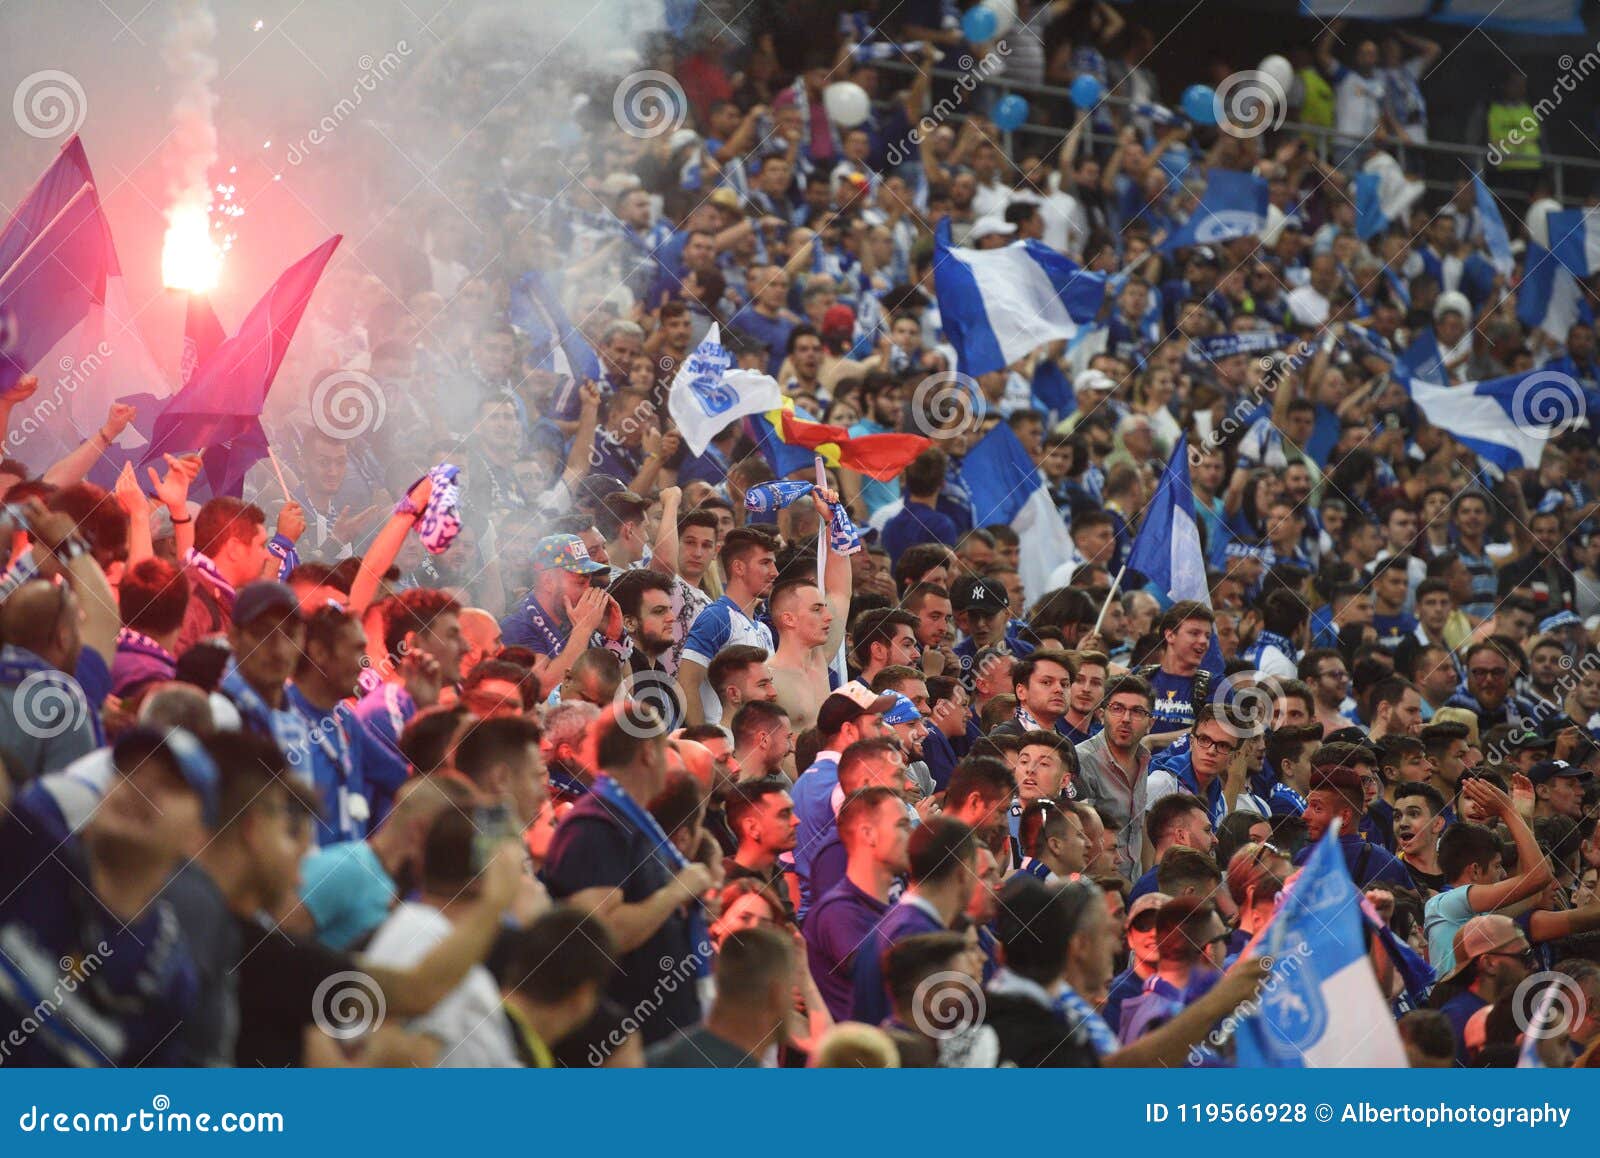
[823,82,871,128]
[1527,197,1563,249]
[1258,54,1294,94]
[986,0,1017,36]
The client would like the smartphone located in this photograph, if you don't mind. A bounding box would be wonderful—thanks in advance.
[472,803,518,871]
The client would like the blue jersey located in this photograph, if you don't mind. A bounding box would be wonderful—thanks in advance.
[803,877,890,1021]
[1148,669,1198,731]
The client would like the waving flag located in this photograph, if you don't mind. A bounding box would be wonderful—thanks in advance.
[0,137,168,464]
[666,324,783,455]
[1548,208,1600,280]
[1354,153,1424,241]
[1518,240,1591,342]
[961,422,1074,604]
[1473,175,1514,278]
[1395,327,1446,384]
[1300,0,1428,16]
[1235,822,1407,1067]
[1435,0,1583,36]
[932,218,1107,376]
[181,294,225,388]
[778,406,928,482]
[143,236,342,496]
[1402,368,1585,472]
[509,271,602,382]
[1160,169,1269,254]
[1126,440,1224,678]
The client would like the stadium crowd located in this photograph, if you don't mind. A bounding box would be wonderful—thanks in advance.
[2,2,1600,1069]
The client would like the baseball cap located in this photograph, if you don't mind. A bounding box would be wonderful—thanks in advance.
[233,581,300,629]
[1527,758,1584,785]
[882,693,923,726]
[1440,914,1529,983]
[1322,726,1375,751]
[1539,610,1583,634]
[708,187,742,212]
[821,304,857,336]
[1074,368,1117,394]
[113,726,221,828]
[951,574,1009,615]
[816,680,896,736]
[1127,891,1172,923]
[533,534,609,575]
[1187,244,1220,266]
[967,216,1017,243]
[1508,729,1556,753]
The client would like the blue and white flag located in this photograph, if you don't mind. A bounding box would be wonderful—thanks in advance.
[1473,175,1514,278]
[1518,241,1592,342]
[1160,169,1268,254]
[509,271,602,382]
[667,324,785,455]
[1549,208,1600,279]
[1435,0,1583,36]
[961,423,1076,605]
[1300,0,1428,17]
[933,219,1107,377]
[1126,441,1209,607]
[1395,327,1446,384]
[1402,368,1586,473]
[1353,153,1423,241]
[1235,822,1407,1068]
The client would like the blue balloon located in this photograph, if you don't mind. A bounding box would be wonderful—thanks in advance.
[961,5,998,43]
[1182,84,1217,126]
[993,93,1030,131]
[1069,74,1104,109]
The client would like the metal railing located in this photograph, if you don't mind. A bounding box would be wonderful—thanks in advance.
[871,57,1600,202]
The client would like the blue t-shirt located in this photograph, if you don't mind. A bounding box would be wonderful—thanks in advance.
[881,500,961,567]
[681,596,776,722]
[1128,865,1160,902]
[803,877,891,1021]
[1439,989,1487,1064]
[1148,669,1198,731]
[1102,966,1145,1033]
[350,682,416,826]
[1372,612,1419,652]
[851,898,945,1026]
[727,308,796,379]
[299,839,397,951]
[1293,833,1414,890]
[791,755,841,920]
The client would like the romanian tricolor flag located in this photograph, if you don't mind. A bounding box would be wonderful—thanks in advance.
[745,397,929,482]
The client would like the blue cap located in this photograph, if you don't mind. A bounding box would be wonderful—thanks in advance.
[113,726,220,827]
[1539,610,1582,634]
[882,692,923,726]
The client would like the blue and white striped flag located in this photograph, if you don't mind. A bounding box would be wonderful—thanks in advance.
[1160,169,1269,254]
[1518,240,1592,342]
[962,423,1077,605]
[1549,208,1600,279]
[1236,822,1407,1068]
[1473,175,1514,278]
[1402,368,1586,473]
[932,219,1107,377]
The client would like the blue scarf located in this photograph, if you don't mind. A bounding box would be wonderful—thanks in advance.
[1247,629,1297,669]
[590,774,710,976]
[1054,984,1120,1058]
[220,662,310,769]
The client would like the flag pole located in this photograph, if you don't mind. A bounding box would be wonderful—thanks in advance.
[1092,564,1127,638]
[814,455,827,589]
[265,445,292,502]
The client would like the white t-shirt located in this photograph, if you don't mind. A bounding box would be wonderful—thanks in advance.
[364,902,519,1068]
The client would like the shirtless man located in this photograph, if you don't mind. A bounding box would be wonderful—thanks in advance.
[768,488,852,732]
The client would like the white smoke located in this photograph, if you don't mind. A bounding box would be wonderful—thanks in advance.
[160,0,221,289]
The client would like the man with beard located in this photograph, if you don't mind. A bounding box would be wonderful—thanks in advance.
[463,394,529,528]
[730,701,794,781]
[1295,747,1414,889]
[1076,675,1156,881]
[1136,602,1216,738]
[287,606,383,845]
[609,570,681,730]
[842,373,906,519]
[500,535,625,693]
[996,650,1077,739]
[1447,641,1537,732]
[725,777,800,917]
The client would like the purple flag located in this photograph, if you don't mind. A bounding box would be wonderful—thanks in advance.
[143,235,341,496]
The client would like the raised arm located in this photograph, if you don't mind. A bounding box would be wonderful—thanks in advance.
[347,474,433,616]
[1460,777,1554,913]
[43,402,135,486]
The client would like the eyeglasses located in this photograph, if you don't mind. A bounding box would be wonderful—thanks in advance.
[1468,667,1509,680]
[1105,703,1152,720]
[1483,947,1534,966]
[1192,733,1241,755]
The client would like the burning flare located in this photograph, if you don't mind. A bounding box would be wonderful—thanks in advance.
[161,201,221,292]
